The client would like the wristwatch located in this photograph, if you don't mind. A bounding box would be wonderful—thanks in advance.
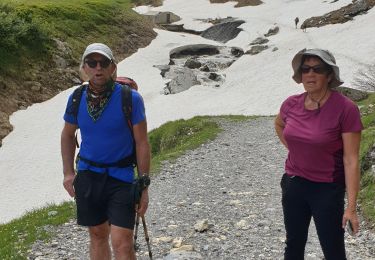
[139,174,151,188]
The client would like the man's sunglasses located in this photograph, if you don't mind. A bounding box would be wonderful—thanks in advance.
[85,59,112,69]
[300,65,328,74]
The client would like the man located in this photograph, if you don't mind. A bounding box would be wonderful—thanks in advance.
[294,17,299,29]
[61,43,150,260]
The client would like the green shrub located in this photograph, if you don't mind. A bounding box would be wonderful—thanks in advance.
[0,5,48,56]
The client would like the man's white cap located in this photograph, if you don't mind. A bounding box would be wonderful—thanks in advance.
[82,43,115,62]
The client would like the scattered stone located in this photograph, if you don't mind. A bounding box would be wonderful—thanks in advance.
[172,237,183,248]
[194,219,209,232]
[250,37,269,45]
[184,58,202,69]
[170,245,194,252]
[164,250,202,260]
[157,45,242,93]
[245,45,269,55]
[48,211,58,217]
[264,26,279,37]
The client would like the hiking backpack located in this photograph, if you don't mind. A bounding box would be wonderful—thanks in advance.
[66,77,139,168]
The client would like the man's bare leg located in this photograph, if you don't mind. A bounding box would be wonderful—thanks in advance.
[88,222,111,260]
[111,225,135,260]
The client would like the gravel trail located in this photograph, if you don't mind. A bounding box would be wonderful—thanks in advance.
[29,117,375,260]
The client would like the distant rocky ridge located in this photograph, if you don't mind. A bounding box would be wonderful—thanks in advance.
[301,0,375,29]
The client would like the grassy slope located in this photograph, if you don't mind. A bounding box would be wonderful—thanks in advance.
[358,93,375,224]
[0,0,156,145]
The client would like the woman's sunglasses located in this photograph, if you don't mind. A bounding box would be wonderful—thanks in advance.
[85,59,112,69]
[300,64,328,74]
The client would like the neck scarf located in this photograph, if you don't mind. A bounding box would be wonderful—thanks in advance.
[86,80,114,121]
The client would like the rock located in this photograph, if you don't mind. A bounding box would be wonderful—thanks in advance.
[184,58,202,69]
[201,20,246,43]
[164,250,202,259]
[250,37,269,45]
[172,237,183,248]
[245,45,269,55]
[333,86,368,101]
[231,47,244,57]
[48,211,58,217]
[236,219,250,230]
[264,26,279,37]
[154,65,171,77]
[170,44,220,59]
[194,219,209,232]
[170,245,194,252]
[208,72,222,81]
[164,67,199,94]
[53,54,68,69]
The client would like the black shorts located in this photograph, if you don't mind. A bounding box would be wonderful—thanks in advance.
[73,170,136,229]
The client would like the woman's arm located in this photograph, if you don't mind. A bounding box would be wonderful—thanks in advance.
[274,113,288,148]
[341,131,361,234]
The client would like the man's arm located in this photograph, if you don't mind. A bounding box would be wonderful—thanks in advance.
[133,120,151,216]
[61,122,78,197]
[341,132,361,234]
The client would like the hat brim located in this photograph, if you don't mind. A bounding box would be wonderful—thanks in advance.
[292,49,344,88]
[83,50,113,61]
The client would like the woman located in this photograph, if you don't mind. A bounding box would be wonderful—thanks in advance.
[275,48,362,260]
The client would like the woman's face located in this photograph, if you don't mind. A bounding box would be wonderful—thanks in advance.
[83,53,116,86]
[301,56,332,93]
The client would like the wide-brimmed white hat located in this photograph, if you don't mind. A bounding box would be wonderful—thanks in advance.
[292,48,343,88]
[82,43,115,63]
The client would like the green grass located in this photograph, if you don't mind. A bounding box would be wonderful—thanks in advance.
[0,202,75,260]
[0,115,224,259]
[359,171,375,223]
[0,0,148,74]
[149,116,222,173]
[357,92,375,224]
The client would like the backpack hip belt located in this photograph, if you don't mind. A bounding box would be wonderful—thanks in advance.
[77,153,136,168]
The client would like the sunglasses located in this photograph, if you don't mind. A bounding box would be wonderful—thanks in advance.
[300,64,328,74]
[85,59,112,69]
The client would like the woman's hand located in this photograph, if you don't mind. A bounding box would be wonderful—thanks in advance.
[342,208,359,235]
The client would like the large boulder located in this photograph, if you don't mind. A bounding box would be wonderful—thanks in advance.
[201,20,245,43]
[164,67,200,94]
[333,86,368,101]
[170,44,220,59]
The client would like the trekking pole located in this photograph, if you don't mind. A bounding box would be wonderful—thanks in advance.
[141,215,153,259]
[133,175,153,258]
[133,208,140,251]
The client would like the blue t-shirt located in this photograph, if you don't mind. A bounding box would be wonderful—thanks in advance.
[63,83,146,182]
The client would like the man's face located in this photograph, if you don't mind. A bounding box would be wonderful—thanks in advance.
[83,53,116,87]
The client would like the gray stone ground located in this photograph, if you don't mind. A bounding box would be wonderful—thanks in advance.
[28,117,375,259]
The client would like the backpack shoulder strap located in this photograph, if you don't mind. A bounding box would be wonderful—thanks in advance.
[121,84,133,134]
[120,84,137,166]
[67,84,87,120]
[67,84,86,149]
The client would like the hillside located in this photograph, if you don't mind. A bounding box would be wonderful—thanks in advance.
[0,0,156,146]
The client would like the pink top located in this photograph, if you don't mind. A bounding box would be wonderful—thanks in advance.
[280,91,363,184]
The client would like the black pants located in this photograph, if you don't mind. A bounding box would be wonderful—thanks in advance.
[281,174,346,260]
